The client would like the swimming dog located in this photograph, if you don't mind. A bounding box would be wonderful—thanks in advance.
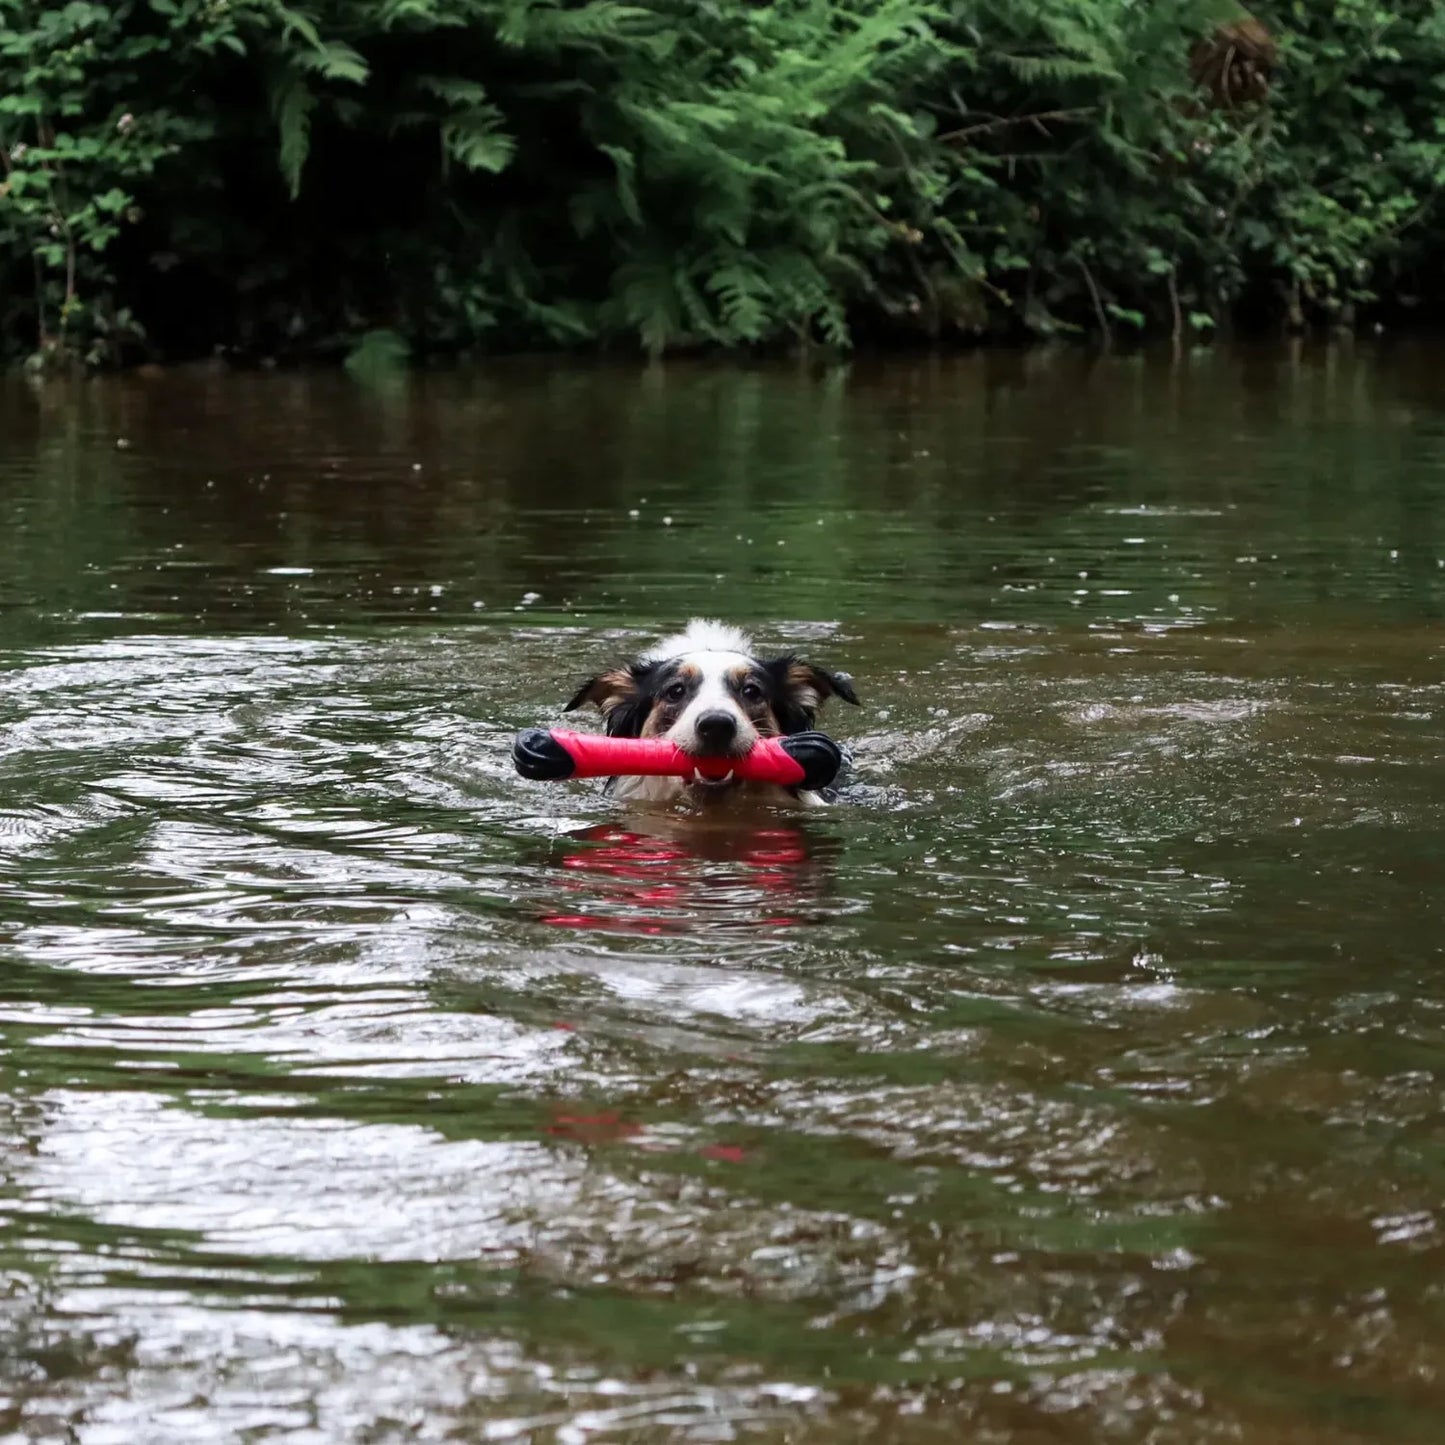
[565,620,858,805]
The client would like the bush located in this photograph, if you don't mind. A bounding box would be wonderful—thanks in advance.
[3,0,1445,367]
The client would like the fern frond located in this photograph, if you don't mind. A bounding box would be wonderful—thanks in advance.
[693,188,752,247]
[415,75,493,107]
[496,0,656,52]
[705,260,770,342]
[998,53,1122,86]
[612,258,681,355]
[267,66,314,198]
[379,0,458,28]
[599,143,641,225]
[263,2,323,52]
[443,110,514,173]
[291,40,368,85]
[761,247,851,346]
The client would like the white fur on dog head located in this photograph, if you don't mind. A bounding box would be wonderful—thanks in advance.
[645,619,753,662]
[646,619,758,760]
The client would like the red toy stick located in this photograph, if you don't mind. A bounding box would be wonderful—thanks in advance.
[513,728,843,791]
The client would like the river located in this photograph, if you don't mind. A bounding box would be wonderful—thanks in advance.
[1,345,1442,1441]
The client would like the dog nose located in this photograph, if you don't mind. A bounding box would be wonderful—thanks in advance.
[694,710,738,748]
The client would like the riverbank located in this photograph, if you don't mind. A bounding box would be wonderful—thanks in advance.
[5,2,1444,371]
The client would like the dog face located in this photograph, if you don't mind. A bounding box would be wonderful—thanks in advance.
[565,620,858,801]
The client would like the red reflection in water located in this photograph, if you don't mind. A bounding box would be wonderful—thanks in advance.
[537,819,827,935]
[545,1105,749,1164]
[698,1144,747,1164]
[546,1110,643,1144]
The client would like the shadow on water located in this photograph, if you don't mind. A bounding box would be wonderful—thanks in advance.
[1,343,1444,1442]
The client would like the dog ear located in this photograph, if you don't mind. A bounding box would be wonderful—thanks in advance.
[565,673,619,713]
[808,664,859,708]
[564,663,655,737]
[764,656,860,733]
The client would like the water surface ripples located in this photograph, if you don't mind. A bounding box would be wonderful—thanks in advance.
[2,349,1443,1442]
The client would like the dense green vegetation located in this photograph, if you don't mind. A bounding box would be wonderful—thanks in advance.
[3,0,1445,367]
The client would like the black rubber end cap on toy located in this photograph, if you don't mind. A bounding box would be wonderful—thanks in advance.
[779,731,844,791]
[514,729,577,781]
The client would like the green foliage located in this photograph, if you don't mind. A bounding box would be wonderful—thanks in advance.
[4,0,1445,365]
[343,324,411,379]
[1231,1,1445,322]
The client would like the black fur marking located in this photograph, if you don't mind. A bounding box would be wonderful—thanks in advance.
[825,669,860,706]
[606,696,651,739]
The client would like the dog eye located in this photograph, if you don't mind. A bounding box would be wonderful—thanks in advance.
[663,682,688,703]
[740,682,764,703]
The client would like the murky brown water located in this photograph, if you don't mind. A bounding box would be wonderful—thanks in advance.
[1,346,1442,1442]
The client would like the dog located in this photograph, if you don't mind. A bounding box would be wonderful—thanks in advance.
[565,620,858,806]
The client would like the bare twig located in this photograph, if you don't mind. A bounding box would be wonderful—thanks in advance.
[938,107,1095,146]
[1077,256,1111,346]
[1167,266,1183,354]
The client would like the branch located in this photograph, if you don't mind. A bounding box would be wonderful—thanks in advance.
[1076,256,1111,345]
[938,108,1095,146]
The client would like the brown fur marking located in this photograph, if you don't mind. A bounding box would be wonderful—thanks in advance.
[593,667,638,713]
[784,661,823,709]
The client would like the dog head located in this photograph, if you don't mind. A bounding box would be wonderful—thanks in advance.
[565,621,857,796]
